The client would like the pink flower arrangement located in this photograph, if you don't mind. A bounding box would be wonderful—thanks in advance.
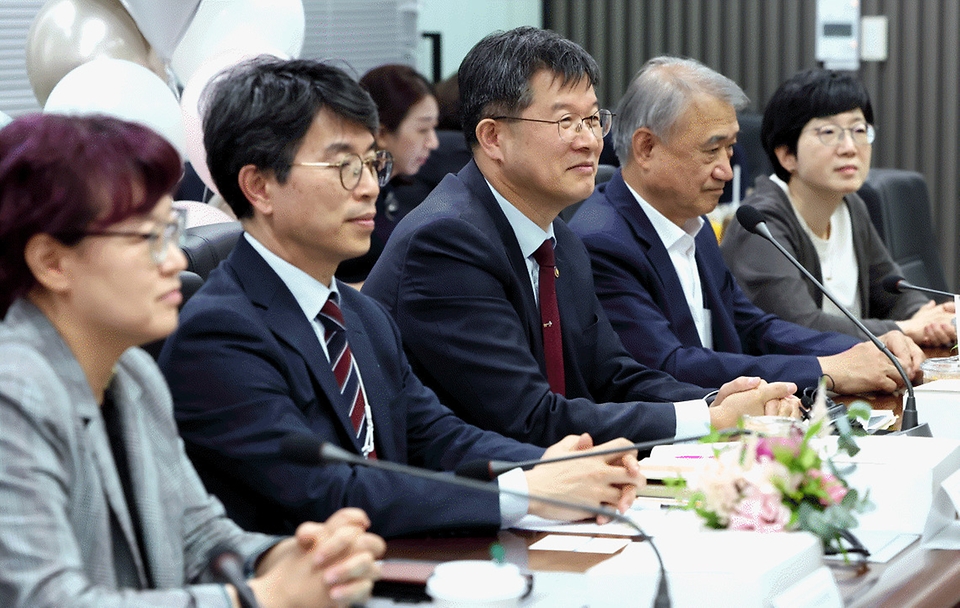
[728,486,791,532]
[682,417,871,554]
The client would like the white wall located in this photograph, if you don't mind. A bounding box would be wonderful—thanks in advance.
[416,0,541,81]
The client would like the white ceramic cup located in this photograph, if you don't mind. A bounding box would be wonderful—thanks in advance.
[426,560,528,607]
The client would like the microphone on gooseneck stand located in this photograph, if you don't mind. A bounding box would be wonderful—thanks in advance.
[208,545,261,608]
[280,435,673,608]
[734,205,930,436]
[881,275,958,301]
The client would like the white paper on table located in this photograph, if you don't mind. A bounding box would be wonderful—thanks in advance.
[528,534,630,554]
[922,466,960,548]
[513,504,701,538]
[863,409,897,433]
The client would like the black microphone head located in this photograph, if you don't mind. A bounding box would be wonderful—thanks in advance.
[207,543,243,578]
[735,205,767,234]
[455,460,495,481]
[279,434,323,464]
[881,275,906,294]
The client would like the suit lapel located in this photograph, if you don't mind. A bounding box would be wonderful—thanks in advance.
[693,230,741,352]
[229,238,364,454]
[85,396,149,587]
[459,162,543,341]
[15,301,149,587]
[606,174,703,346]
[109,368,174,587]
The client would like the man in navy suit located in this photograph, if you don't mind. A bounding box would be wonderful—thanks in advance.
[159,56,643,539]
[364,27,800,448]
[568,56,923,394]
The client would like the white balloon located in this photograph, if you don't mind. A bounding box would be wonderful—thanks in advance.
[180,46,287,193]
[44,57,186,157]
[171,0,305,86]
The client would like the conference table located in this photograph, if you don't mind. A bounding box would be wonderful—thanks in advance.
[379,529,960,607]
[375,348,960,607]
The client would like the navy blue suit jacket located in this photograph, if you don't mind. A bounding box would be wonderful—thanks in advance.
[364,161,711,447]
[569,170,859,389]
[158,237,542,539]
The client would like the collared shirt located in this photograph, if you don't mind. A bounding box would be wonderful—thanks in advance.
[244,233,528,526]
[625,182,713,349]
[488,181,556,304]
[485,181,711,438]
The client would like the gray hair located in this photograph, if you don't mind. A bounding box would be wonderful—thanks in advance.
[612,56,748,165]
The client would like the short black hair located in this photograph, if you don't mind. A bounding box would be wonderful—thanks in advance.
[457,26,600,148]
[761,68,874,181]
[202,56,379,219]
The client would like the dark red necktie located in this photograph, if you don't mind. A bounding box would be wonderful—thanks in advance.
[318,296,377,459]
[533,240,565,396]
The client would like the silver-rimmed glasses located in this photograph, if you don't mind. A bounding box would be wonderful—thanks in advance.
[492,109,614,142]
[293,149,393,190]
[76,207,186,265]
[808,123,876,147]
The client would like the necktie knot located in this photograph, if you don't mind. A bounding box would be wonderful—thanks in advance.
[533,239,556,267]
[319,296,345,330]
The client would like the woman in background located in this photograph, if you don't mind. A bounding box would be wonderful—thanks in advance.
[721,69,955,346]
[336,64,439,283]
[0,113,383,607]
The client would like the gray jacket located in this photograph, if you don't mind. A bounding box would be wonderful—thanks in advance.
[0,299,277,607]
[721,175,927,338]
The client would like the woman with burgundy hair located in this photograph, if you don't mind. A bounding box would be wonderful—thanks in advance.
[0,113,383,608]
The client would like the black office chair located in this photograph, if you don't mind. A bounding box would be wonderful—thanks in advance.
[141,270,204,359]
[735,111,773,193]
[181,221,243,279]
[858,169,948,291]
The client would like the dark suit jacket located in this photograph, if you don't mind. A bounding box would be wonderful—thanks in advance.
[569,170,859,390]
[364,161,711,447]
[159,237,542,539]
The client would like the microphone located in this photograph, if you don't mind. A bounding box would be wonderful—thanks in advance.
[456,433,709,480]
[208,545,260,608]
[280,435,673,608]
[735,205,929,435]
[881,275,957,300]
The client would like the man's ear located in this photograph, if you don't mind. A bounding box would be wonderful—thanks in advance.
[23,233,73,294]
[774,145,797,174]
[474,118,505,163]
[631,127,657,165]
[238,164,273,216]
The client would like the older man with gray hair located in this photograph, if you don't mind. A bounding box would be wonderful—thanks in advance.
[569,56,923,394]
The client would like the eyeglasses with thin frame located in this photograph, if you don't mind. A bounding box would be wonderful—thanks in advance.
[807,123,876,147]
[71,207,187,266]
[292,150,393,190]
[492,109,614,142]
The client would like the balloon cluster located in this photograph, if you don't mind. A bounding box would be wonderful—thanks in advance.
[23,0,306,194]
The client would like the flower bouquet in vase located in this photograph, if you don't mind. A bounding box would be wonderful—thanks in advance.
[679,388,873,558]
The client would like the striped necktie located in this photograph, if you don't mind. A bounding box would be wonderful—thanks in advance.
[318,296,376,459]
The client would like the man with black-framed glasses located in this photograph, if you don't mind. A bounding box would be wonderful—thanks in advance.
[364,27,801,449]
[159,55,647,540]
